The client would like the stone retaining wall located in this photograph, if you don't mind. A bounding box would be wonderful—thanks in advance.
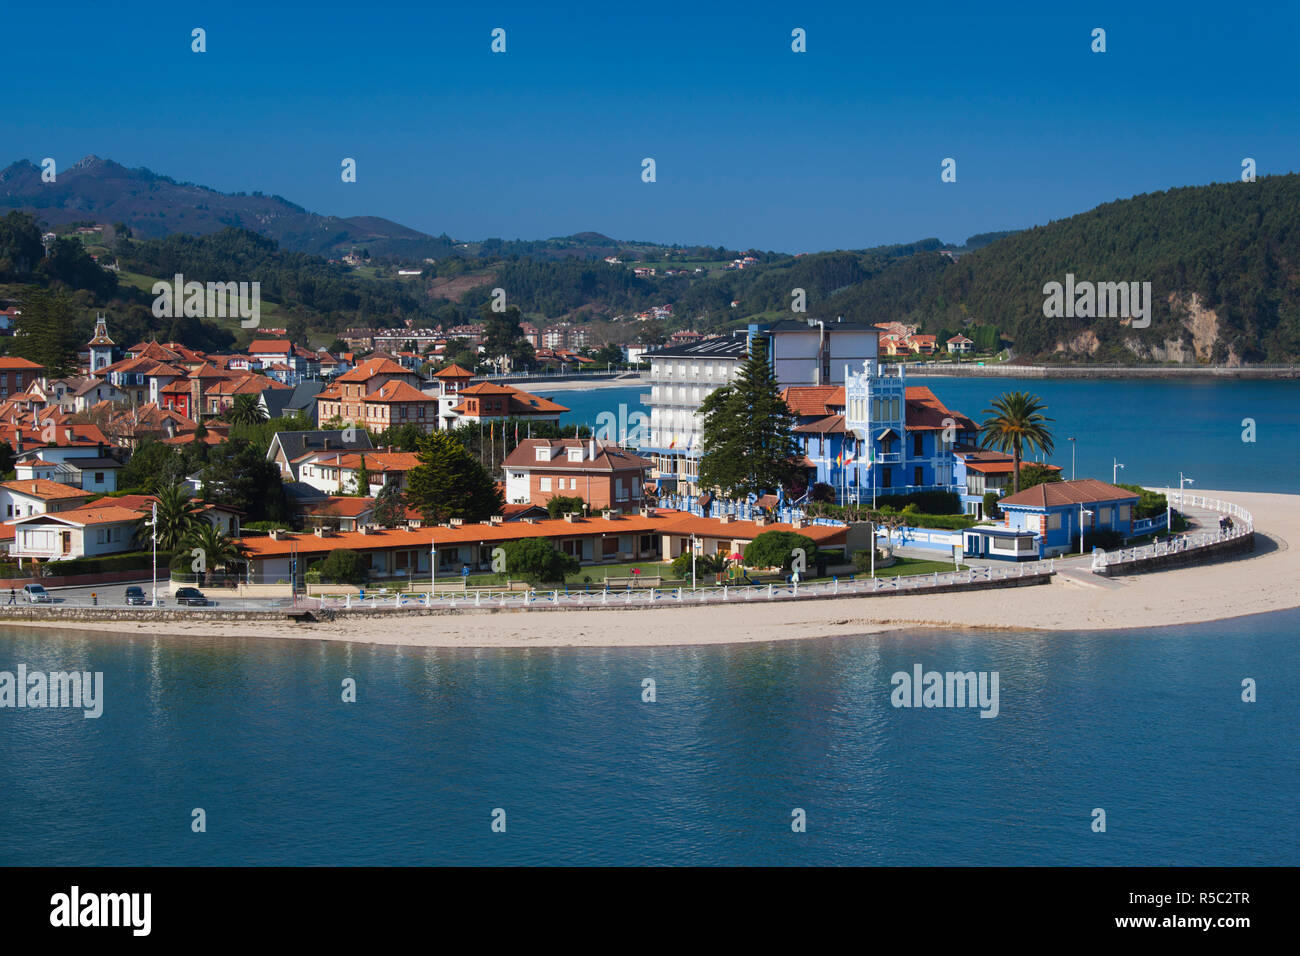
[1095,532,1255,576]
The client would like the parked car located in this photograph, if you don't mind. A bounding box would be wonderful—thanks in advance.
[124,586,154,606]
[173,587,208,607]
[22,584,52,604]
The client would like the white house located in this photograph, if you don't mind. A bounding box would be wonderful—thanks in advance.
[0,479,93,521]
[9,504,144,562]
[946,334,974,354]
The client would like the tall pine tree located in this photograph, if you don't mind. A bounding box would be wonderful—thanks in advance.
[698,336,799,498]
[405,432,504,524]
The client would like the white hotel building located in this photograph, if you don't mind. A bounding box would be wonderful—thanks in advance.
[639,319,881,494]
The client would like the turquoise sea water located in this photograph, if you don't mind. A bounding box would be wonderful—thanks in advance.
[553,377,1300,493]
[1,378,1297,866]
[1,610,1295,866]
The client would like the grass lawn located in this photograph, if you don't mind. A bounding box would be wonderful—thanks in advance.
[860,557,969,578]
[464,560,675,587]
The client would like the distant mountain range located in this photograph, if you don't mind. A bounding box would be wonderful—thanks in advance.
[0,156,656,261]
[4,155,1297,363]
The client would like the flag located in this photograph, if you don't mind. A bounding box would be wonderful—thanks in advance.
[835,451,843,466]
[668,435,676,449]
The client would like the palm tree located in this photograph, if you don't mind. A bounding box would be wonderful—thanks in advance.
[183,520,247,582]
[978,391,1055,494]
[229,393,269,427]
[152,483,205,550]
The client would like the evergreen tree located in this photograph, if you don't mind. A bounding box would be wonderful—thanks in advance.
[405,432,504,524]
[698,337,799,498]
[9,286,85,375]
[372,479,407,527]
[352,454,372,496]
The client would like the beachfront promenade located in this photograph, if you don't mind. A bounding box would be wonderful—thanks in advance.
[1,492,1255,625]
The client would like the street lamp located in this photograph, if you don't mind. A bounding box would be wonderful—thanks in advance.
[1167,473,1194,533]
[690,533,697,590]
[1068,437,1077,481]
[1113,459,1125,484]
[430,538,437,597]
[1080,506,1094,555]
[150,501,158,608]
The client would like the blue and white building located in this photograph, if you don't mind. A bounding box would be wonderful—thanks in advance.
[975,479,1142,559]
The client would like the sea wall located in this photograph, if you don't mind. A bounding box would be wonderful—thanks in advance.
[1094,532,1255,576]
[906,364,1300,380]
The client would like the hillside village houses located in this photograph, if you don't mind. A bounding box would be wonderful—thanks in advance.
[0,306,1151,591]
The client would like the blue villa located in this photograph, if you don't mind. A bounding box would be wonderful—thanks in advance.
[783,360,987,505]
[969,479,1142,560]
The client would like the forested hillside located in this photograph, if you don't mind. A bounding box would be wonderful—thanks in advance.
[823,175,1300,364]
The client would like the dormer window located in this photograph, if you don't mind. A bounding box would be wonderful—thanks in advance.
[567,448,583,462]
[535,446,551,462]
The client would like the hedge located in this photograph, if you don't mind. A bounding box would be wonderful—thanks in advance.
[886,512,978,530]
[873,490,962,514]
[42,550,176,577]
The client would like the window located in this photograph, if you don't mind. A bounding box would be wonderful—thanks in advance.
[913,466,923,486]
[881,469,892,489]
[602,537,619,557]
[1119,505,1131,521]
[913,433,923,456]
[540,477,552,492]
[95,473,104,484]
[1047,513,1062,530]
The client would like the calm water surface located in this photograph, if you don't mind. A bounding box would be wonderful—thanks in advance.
[2,609,1295,866]
[557,377,1300,493]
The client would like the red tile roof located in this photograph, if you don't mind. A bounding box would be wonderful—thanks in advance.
[999,479,1140,509]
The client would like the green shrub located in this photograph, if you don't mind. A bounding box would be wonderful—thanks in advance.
[874,490,962,514]
[319,549,367,586]
[851,549,881,573]
[495,537,579,584]
[243,520,293,533]
[1115,483,1166,519]
[544,495,586,519]
[743,531,818,573]
[882,512,978,530]
[983,491,1002,519]
[43,550,176,578]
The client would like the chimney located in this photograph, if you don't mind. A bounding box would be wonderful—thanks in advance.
[754,516,768,527]
[719,514,734,525]
[449,517,463,526]
[588,438,595,459]
[269,529,282,541]
[489,515,504,525]
[563,512,580,523]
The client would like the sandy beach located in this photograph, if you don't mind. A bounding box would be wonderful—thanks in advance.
[5,488,1295,649]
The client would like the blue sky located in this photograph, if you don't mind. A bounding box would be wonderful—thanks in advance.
[6,1,1297,252]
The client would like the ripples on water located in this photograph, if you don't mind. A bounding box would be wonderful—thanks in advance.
[0,611,1296,866]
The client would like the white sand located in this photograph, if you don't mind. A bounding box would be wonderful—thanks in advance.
[8,489,1295,649]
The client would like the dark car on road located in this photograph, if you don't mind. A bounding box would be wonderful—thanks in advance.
[173,587,209,606]
[124,586,154,606]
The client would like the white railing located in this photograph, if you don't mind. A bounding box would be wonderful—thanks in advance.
[1089,493,1253,573]
[304,559,1057,613]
